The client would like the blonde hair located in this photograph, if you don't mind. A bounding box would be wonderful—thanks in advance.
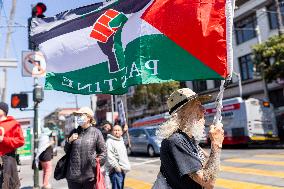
[159,100,200,139]
[87,115,96,125]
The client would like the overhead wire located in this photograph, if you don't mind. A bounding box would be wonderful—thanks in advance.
[2,1,30,92]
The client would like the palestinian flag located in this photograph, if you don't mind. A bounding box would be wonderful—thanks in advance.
[30,0,234,95]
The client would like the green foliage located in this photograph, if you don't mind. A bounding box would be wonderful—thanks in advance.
[252,35,284,82]
[129,82,180,109]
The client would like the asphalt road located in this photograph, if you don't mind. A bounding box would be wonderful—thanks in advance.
[19,146,284,189]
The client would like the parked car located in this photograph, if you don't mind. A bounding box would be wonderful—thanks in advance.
[125,126,162,157]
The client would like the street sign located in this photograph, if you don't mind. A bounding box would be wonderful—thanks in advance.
[0,59,17,68]
[106,112,118,124]
[22,51,46,77]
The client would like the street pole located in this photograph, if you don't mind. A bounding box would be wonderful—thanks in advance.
[111,95,114,124]
[261,66,270,102]
[1,0,17,102]
[237,73,242,99]
[33,77,39,189]
[275,0,283,36]
[90,95,97,112]
[255,24,270,102]
[75,95,78,109]
[233,72,242,98]
[32,76,44,189]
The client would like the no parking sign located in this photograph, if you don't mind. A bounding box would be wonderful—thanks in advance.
[22,51,46,77]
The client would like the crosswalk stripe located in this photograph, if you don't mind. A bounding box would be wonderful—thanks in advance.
[254,154,284,158]
[125,178,152,189]
[221,166,284,178]
[225,158,284,166]
[131,159,160,166]
[125,177,284,189]
[216,178,283,189]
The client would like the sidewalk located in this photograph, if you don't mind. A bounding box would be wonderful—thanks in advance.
[19,148,133,189]
[19,151,68,189]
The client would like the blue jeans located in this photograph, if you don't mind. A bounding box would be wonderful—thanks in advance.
[110,172,125,189]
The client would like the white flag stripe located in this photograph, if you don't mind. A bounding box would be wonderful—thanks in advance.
[121,1,161,49]
[40,26,108,73]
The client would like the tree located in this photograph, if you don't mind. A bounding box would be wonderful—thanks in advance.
[252,35,284,82]
[129,82,180,109]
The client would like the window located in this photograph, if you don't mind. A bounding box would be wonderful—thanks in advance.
[146,128,158,137]
[234,13,257,44]
[239,54,254,81]
[192,80,207,93]
[236,0,249,8]
[267,1,284,30]
[129,129,146,138]
[129,130,139,137]
[214,80,221,88]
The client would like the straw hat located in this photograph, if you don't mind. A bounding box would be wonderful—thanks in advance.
[73,107,94,118]
[167,88,212,115]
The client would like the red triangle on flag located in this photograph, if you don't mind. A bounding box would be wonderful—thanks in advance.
[142,0,228,78]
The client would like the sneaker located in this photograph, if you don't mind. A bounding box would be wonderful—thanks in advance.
[41,184,52,189]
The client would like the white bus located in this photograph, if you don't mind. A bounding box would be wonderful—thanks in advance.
[204,97,279,145]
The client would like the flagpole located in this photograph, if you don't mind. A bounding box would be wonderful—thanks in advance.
[213,0,235,125]
[111,95,114,124]
[123,94,131,148]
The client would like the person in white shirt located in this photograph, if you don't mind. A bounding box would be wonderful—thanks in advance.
[106,125,131,189]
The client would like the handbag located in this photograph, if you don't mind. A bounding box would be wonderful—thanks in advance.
[95,158,106,189]
[54,145,72,180]
[32,159,42,171]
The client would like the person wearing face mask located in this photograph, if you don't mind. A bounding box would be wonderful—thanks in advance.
[0,102,25,189]
[64,107,107,189]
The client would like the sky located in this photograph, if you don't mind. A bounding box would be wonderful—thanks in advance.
[0,0,103,120]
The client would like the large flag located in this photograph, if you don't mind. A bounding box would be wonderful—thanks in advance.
[31,0,233,95]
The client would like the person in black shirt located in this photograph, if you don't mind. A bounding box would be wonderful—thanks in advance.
[66,107,106,189]
[101,121,113,141]
[153,88,224,189]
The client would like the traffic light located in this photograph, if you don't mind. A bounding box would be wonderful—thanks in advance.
[11,93,28,109]
[28,2,47,50]
[32,2,46,18]
[33,85,44,103]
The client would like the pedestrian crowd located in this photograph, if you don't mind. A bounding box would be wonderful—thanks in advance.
[0,101,131,189]
[0,87,224,189]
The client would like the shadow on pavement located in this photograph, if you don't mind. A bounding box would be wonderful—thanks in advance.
[200,142,284,150]
[129,152,159,158]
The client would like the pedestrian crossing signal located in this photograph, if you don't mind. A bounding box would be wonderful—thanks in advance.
[11,93,28,109]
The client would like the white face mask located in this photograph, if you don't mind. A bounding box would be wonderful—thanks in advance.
[77,115,88,126]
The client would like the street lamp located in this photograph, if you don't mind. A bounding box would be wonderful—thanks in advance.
[232,72,242,98]
[234,24,270,101]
